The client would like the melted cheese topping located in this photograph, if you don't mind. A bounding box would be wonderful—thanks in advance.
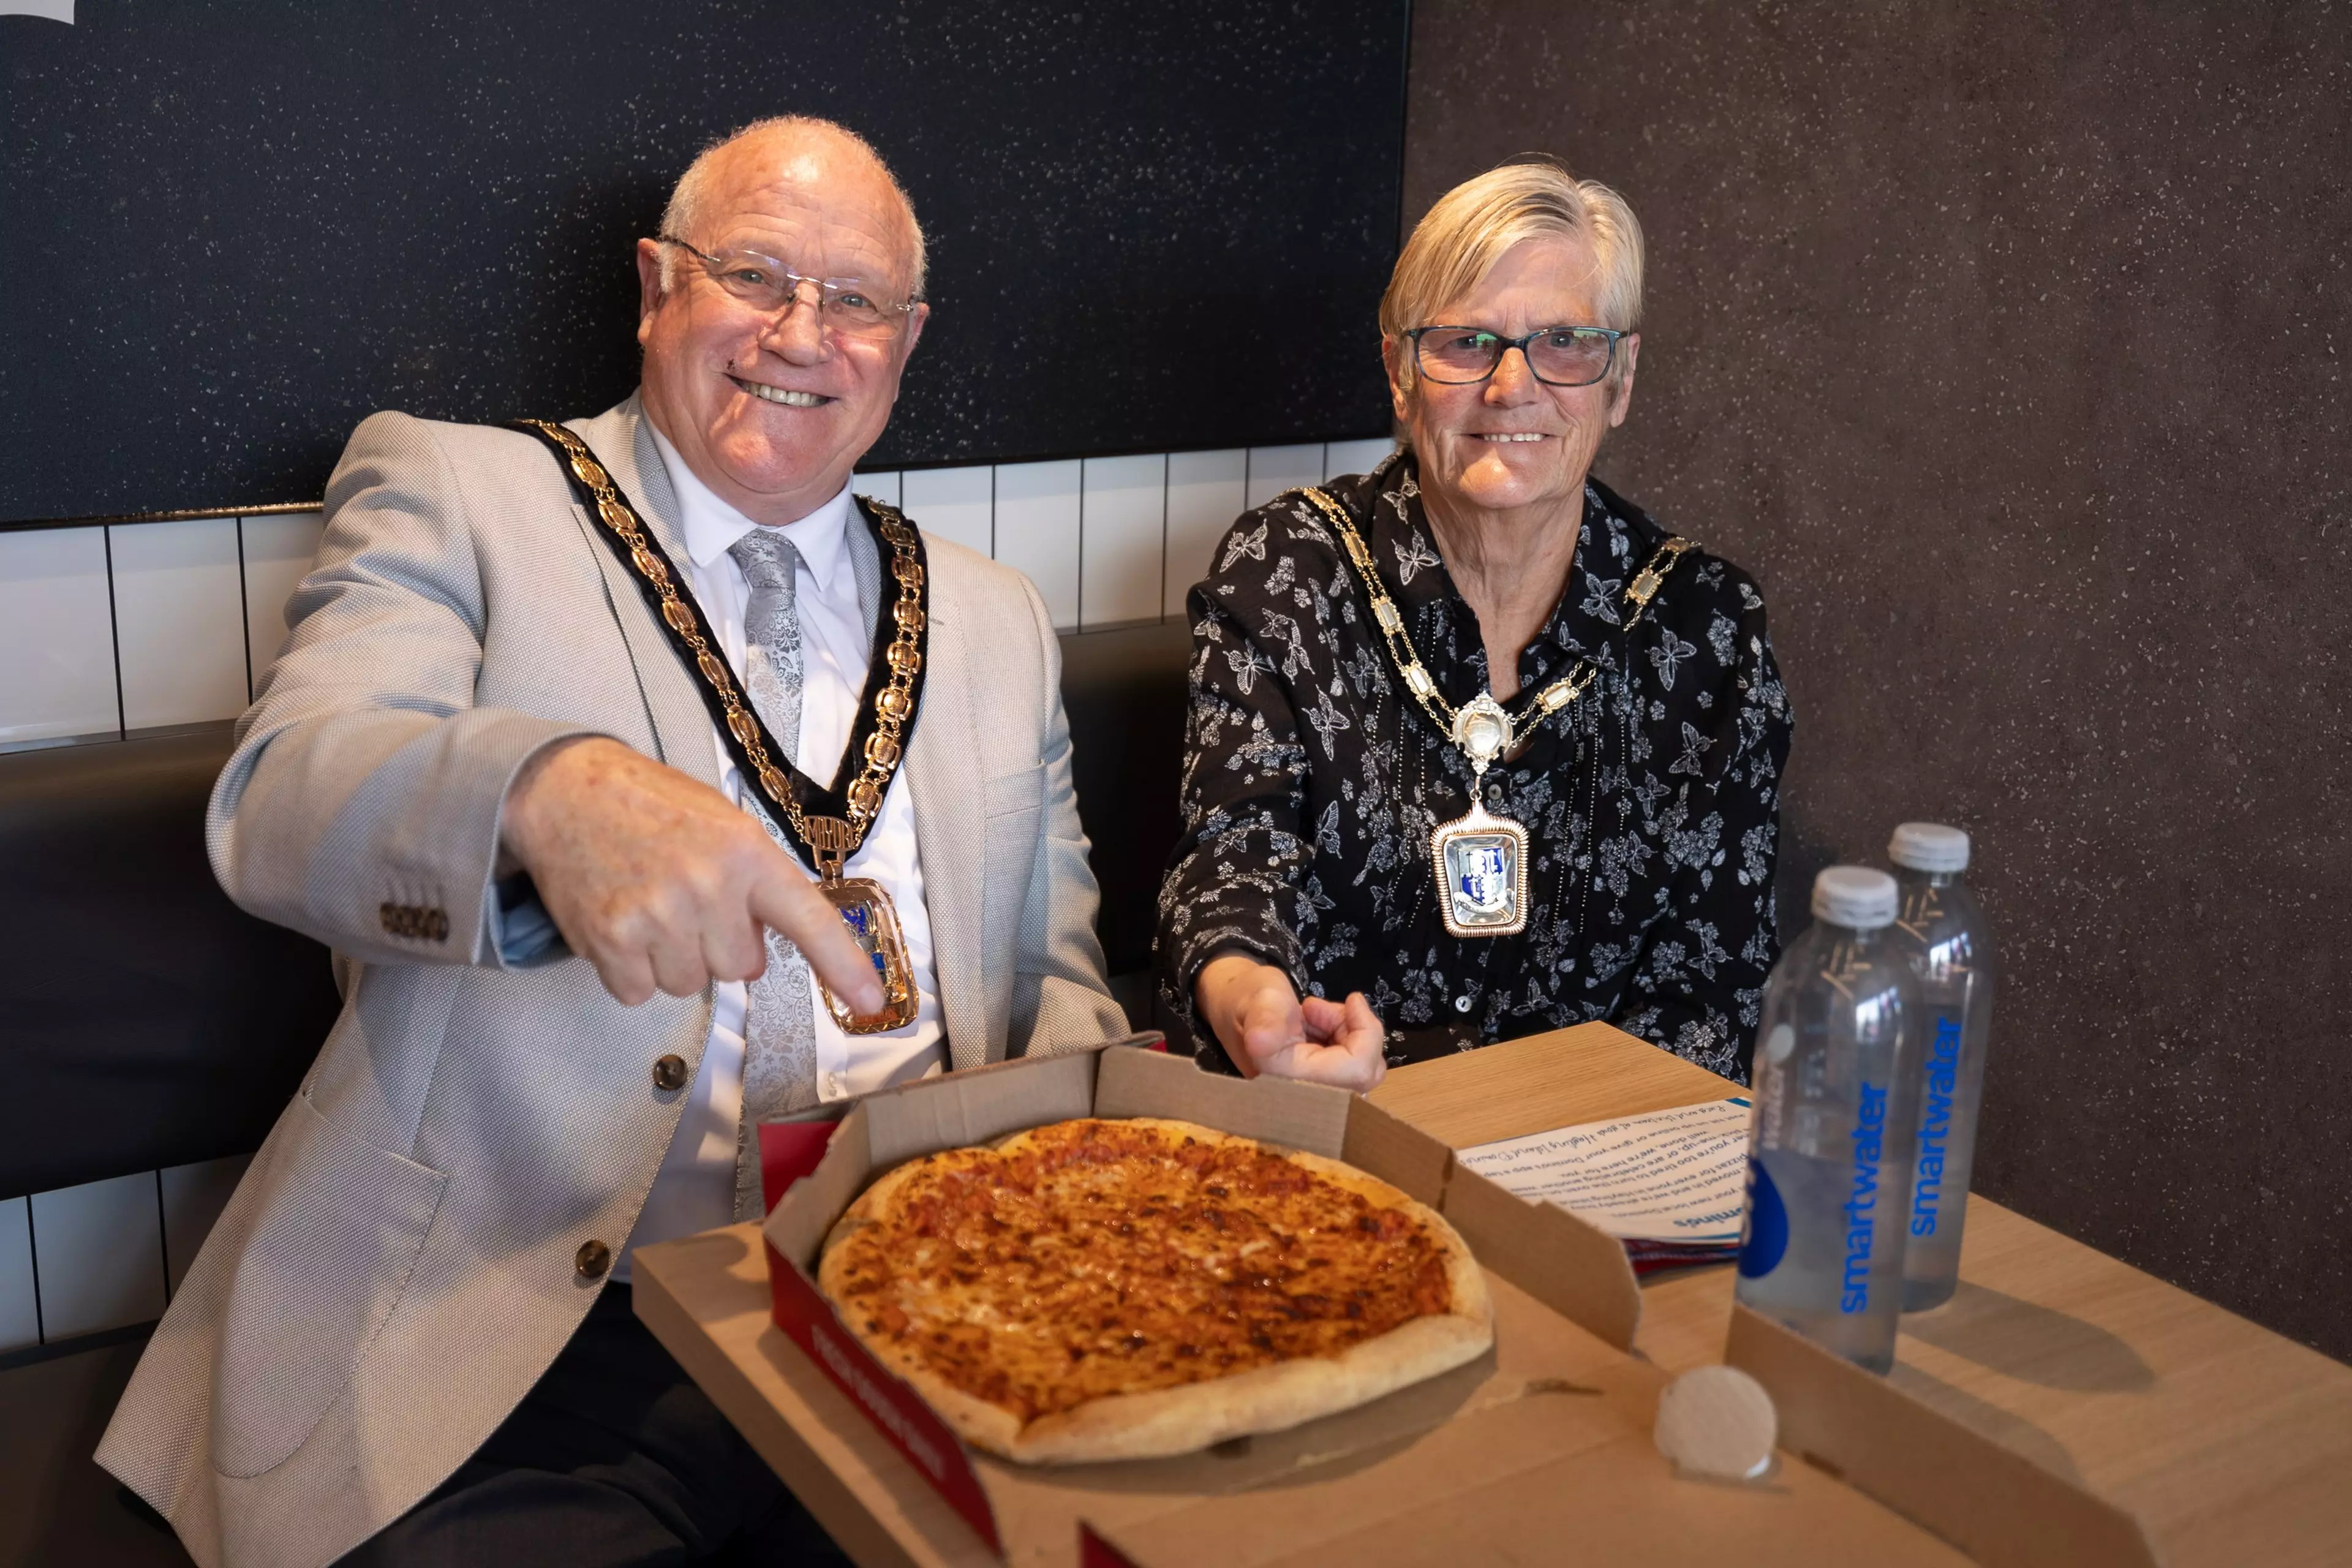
[826,1120,1453,1422]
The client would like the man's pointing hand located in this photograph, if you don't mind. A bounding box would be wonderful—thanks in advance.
[500,736,883,1012]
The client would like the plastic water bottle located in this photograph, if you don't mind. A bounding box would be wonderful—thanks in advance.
[1736,867,1923,1374]
[1888,824,1996,1312]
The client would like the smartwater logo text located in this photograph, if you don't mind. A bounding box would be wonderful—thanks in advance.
[1841,1082,1887,1313]
[1912,1014,1962,1237]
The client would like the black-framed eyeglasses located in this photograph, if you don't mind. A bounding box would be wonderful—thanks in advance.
[1406,324,1627,388]
[655,236,920,339]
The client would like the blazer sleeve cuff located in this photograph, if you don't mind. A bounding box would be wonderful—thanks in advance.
[348,710,606,969]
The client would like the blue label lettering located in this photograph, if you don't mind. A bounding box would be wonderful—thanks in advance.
[1842,1082,1885,1313]
[1912,1014,1961,1237]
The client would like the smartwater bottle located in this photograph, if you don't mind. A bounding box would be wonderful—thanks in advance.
[1888,823,1996,1312]
[1736,867,1923,1374]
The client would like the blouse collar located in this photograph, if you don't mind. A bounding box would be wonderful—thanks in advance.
[1363,447,1648,675]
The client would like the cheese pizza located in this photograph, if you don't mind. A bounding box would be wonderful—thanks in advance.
[816,1117,1493,1464]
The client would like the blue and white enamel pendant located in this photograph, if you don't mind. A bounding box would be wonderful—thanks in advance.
[1430,693,1530,938]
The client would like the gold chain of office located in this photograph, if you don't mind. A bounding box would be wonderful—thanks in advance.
[516,419,924,871]
[1298,485,1691,753]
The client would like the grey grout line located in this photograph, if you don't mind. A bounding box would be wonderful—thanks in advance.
[1075,458,1088,630]
[235,516,255,704]
[987,465,997,560]
[1158,451,1170,625]
[101,524,126,740]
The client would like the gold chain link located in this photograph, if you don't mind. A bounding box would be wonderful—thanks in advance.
[521,420,924,868]
[1298,484,1690,750]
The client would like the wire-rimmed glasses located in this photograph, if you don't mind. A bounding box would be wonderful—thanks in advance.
[655,236,919,339]
[1406,325,1626,388]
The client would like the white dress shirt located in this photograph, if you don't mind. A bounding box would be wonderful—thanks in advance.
[621,432,944,1272]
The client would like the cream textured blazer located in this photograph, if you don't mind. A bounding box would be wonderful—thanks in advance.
[96,396,1128,1568]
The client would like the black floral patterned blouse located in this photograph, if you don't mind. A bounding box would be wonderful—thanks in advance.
[1154,448,1793,1082]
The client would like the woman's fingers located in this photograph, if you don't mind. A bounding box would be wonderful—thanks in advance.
[1297,992,1387,1091]
[1195,961,1387,1091]
[1338,992,1388,1090]
[1234,980,1308,1079]
[1269,1038,1384,1092]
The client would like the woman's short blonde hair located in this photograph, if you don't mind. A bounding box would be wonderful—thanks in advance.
[1380,160,1645,386]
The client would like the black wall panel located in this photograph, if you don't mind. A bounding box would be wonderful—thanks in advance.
[0,1,1406,523]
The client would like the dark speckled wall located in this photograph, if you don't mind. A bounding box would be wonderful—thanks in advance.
[0,1,1405,522]
[1408,3,2352,1356]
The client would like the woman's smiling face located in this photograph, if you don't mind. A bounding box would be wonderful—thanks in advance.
[1387,234,1638,521]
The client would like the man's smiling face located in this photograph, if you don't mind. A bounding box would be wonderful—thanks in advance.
[636,126,927,525]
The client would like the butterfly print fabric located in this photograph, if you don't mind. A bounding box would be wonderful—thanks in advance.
[1154,448,1795,1081]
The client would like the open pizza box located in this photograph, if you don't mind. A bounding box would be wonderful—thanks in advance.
[747,1041,2158,1568]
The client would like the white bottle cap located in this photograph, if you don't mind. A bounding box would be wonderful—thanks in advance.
[1812,865,1898,930]
[1889,822,1971,873]
[1654,1365,1777,1481]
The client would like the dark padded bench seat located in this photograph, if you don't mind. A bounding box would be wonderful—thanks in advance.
[0,618,1193,1203]
[0,732,342,1202]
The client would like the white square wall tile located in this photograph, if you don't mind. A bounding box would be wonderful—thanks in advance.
[112,518,249,729]
[900,466,993,560]
[0,527,118,745]
[992,459,1082,631]
[1324,437,1396,479]
[1079,454,1165,631]
[241,513,326,696]
[1244,443,1327,510]
[1163,448,1248,618]
[853,470,901,510]
[162,1153,252,1294]
[28,1172,167,1340]
[0,1197,36,1354]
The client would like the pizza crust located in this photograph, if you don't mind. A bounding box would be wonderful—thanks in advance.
[1007,1306,1490,1464]
[816,1117,1496,1465]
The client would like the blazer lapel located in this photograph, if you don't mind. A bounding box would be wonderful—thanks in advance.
[904,565,991,1071]
[562,396,722,789]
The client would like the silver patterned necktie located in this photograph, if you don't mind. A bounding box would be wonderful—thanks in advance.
[726,527,821,1219]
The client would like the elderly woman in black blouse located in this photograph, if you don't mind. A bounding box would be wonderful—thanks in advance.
[1156,160,1793,1093]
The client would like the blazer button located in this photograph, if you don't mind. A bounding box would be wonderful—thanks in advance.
[652,1054,689,1092]
[576,1239,612,1279]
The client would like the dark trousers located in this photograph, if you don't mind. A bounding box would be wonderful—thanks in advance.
[343,1286,849,1567]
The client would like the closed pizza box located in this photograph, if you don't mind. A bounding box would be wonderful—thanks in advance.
[739,1041,2152,1567]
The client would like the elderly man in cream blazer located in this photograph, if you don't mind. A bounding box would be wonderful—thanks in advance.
[97,116,1126,1568]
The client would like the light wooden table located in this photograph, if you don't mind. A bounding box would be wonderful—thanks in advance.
[1366,1023,2352,1567]
[636,1024,2352,1567]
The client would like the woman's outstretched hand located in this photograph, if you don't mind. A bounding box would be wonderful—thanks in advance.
[1194,954,1387,1093]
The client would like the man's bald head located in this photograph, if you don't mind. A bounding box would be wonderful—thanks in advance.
[634,113,932,527]
[657,116,927,299]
